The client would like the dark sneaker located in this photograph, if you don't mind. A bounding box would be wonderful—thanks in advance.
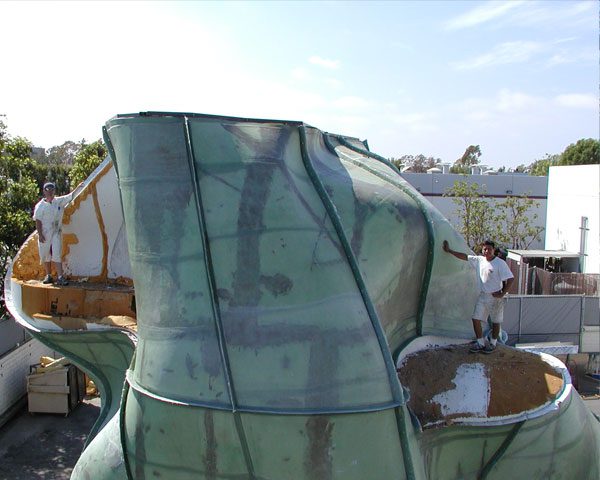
[482,343,496,354]
[42,274,53,284]
[469,341,486,353]
[55,276,69,286]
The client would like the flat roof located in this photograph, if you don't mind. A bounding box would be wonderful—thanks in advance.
[507,249,581,259]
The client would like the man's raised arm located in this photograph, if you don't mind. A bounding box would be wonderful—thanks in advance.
[442,240,468,261]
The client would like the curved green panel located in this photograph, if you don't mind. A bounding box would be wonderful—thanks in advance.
[107,118,230,407]
[112,388,410,480]
[418,392,600,479]
[72,412,128,480]
[322,136,478,348]
[122,389,248,479]
[314,133,428,347]
[106,115,399,413]
[242,409,407,479]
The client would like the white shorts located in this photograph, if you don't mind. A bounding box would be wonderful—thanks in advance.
[473,292,505,324]
[38,233,62,263]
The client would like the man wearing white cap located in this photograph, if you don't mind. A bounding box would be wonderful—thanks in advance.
[33,181,83,285]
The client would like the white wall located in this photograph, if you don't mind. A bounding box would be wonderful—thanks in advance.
[545,165,600,274]
[0,340,56,418]
[63,163,131,279]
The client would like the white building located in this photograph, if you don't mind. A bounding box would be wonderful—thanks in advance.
[401,171,548,249]
[545,165,599,274]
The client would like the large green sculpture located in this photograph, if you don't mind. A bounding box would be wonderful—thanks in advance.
[5,112,599,479]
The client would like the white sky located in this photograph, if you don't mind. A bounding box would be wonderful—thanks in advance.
[1,0,598,168]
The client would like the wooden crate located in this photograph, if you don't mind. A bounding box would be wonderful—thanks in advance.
[27,364,85,415]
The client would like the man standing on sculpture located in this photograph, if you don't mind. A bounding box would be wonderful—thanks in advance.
[33,181,82,286]
[443,239,514,353]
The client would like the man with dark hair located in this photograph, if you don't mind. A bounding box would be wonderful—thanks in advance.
[443,239,514,353]
[33,181,82,285]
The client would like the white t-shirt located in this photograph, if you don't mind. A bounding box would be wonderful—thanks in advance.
[33,193,74,237]
[468,255,514,294]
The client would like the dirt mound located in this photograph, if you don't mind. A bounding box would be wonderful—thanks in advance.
[397,344,564,428]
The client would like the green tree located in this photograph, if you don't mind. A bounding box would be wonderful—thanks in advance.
[391,154,441,173]
[514,164,527,173]
[69,140,106,185]
[36,163,71,193]
[1,137,72,194]
[0,125,38,316]
[559,138,599,166]
[529,154,560,176]
[0,115,7,149]
[42,140,81,166]
[450,145,481,174]
[444,179,498,252]
[445,179,544,253]
[495,195,544,249]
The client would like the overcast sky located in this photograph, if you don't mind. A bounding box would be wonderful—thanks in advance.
[1,0,598,168]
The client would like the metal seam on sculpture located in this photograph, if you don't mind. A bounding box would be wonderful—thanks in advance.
[125,370,403,414]
[394,408,417,480]
[322,145,421,391]
[102,126,120,179]
[298,126,404,405]
[183,118,236,408]
[333,135,435,338]
[322,132,339,157]
[393,336,420,363]
[325,140,430,343]
[326,141,401,188]
[478,420,525,480]
[133,111,306,126]
[333,136,434,336]
[325,133,419,391]
[103,125,126,234]
[125,370,231,409]
[324,134,424,354]
[183,118,257,479]
[232,414,256,480]
[323,131,417,480]
[120,371,134,480]
[120,347,137,480]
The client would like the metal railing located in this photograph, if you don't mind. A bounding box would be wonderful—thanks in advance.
[508,265,599,296]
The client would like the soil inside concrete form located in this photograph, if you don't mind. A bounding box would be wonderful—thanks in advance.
[397,344,564,428]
